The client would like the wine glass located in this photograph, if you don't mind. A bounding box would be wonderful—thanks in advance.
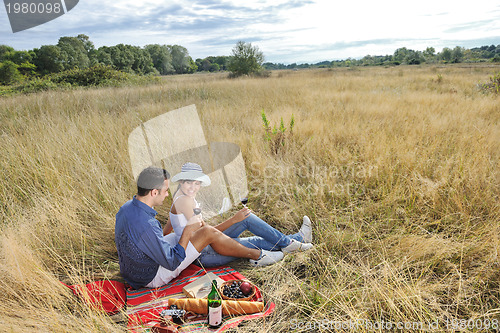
[193,202,202,215]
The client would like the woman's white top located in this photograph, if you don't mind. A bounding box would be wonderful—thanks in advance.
[169,195,201,242]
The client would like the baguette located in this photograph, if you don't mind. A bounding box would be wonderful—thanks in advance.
[167,298,264,315]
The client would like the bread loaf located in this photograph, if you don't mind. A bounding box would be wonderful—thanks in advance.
[167,298,264,315]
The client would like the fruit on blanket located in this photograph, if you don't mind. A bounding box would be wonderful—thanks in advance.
[239,282,252,295]
[220,280,256,301]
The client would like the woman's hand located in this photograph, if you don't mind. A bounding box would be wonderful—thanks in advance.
[232,207,252,224]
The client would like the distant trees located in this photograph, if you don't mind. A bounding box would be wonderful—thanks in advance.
[0,45,15,60]
[91,41,188,75]
[144,44,173,75]
[0,45,37,82]
[0,60,22,85]
[392,47,423,65]
[33,45,64,74]
[77,34,96,64]
[94,44,153,74]
[439,47,452,62]
[263,44,500,69]
[195,56,229,72]
[57,36,91,70]
[228,41,264,77]
[423,47,436,63]
[0,35,201,85]
[1,34,500,87]
[451,46,465,63]
[194,53,246,74]
[169,45,195,74]
[91,43,196,75]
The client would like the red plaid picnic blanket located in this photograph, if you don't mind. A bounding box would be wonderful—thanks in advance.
[126,264,275,332]
[62,280,127,314]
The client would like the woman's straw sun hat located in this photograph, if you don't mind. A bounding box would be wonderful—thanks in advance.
[171,162,211,186]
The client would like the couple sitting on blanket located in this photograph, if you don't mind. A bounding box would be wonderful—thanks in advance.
[115,163,313,289]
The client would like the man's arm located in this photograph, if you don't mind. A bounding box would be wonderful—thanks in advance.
[138,223,187,271]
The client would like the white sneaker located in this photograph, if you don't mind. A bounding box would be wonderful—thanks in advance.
[249,250,284,267]
[299,216,312,243]
[282,239,314,253]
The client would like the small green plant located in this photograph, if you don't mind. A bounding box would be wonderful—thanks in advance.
[261,109,295,154]
[478,72,500,94]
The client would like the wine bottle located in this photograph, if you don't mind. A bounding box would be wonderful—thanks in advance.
[207,280,222,328]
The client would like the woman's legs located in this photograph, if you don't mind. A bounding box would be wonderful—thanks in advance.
[197,214,306,267]
[190,225,283,268]
[189,225,260,259]
[223,213,300,248]
[195,244,239,267]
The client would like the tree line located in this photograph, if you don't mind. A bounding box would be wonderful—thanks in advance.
[0,34,198,85]
[1,34,499,86]
[263,45,500,70]
[0,37,267,85]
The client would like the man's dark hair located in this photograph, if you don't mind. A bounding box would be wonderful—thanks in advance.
[137,168,170,196]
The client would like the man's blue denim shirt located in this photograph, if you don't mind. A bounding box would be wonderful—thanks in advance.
[115,196,186,289]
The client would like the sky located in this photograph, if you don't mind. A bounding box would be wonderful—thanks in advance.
[1,0,500,64]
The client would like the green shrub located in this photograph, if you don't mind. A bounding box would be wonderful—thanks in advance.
[478,72,500,94]
[8,65,160,95]
[17,77,63,94]
[48,64,129,86]
[0,85,14,96]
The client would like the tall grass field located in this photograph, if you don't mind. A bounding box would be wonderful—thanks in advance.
[0,65,499,332]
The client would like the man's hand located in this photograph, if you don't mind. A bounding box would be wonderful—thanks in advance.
[178,219,203,250]
[187,214,202,226]
[184,222,202,233]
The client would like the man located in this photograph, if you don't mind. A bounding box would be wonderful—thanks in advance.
[115,166,283,289]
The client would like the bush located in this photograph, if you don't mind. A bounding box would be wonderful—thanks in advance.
[254,69,272,78]
[478,72,500,94]
[12,65,161,94]
[7,64,161,95]
[48,64,129,86]
[17,77,65,94]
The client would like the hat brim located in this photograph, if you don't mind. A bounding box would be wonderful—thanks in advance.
[171,171,211,186]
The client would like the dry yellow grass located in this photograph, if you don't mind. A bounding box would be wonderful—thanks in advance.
[0,65,499,332]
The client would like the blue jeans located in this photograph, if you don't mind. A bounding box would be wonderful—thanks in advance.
[196,213,303,267]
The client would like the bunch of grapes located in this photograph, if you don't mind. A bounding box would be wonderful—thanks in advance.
[221,280,252,299]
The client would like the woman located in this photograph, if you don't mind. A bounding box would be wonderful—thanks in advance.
[164,162,313,267]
